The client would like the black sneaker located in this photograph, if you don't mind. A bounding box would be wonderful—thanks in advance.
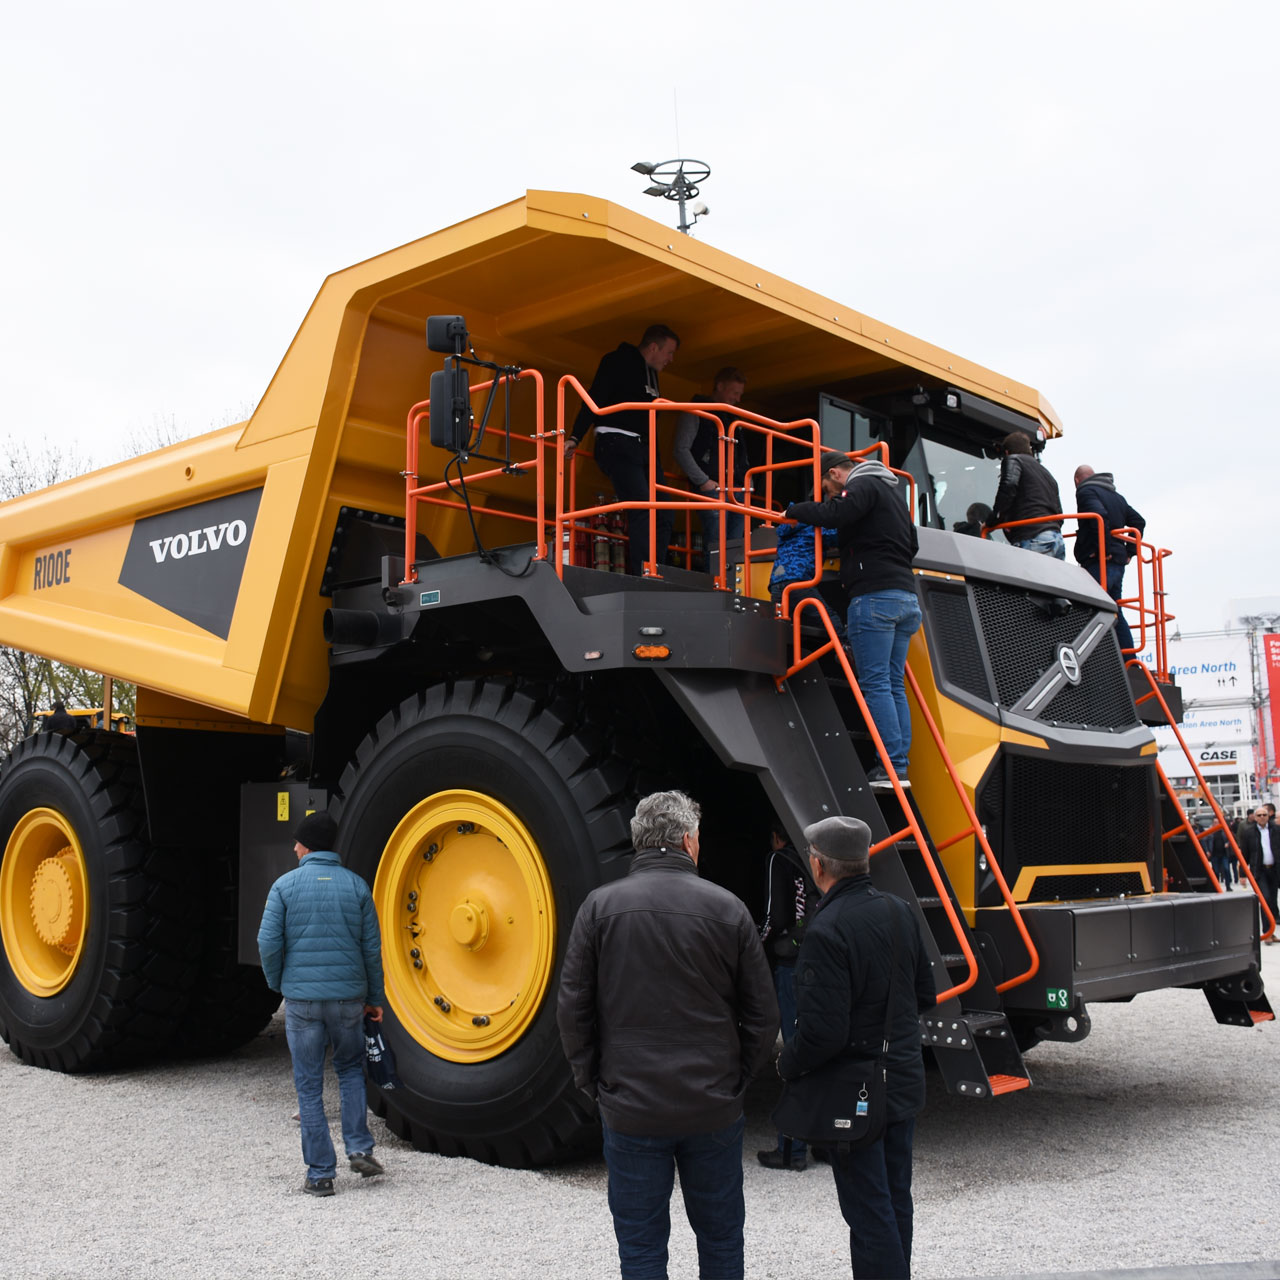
[303,1177,335,1197]
[757,1148,807,1171]
[349,1152,385,1178]
[866,767,910,791]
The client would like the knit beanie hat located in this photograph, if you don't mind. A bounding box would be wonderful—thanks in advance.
[819,450,852,476]
[293,810,339,852]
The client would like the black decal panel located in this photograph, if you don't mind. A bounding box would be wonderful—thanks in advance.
[119,489,264,639]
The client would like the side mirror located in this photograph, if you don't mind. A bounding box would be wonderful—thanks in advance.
[430,364,472,451]
[426,315,468,355]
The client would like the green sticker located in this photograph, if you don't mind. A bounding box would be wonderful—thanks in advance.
[1046,987,1069,1010]
[420,590,441,607]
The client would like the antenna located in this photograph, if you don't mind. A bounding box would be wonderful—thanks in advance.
[629,158,711,235]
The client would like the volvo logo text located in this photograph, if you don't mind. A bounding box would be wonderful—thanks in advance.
[1057,644,1082,685]
[149,520,248,564]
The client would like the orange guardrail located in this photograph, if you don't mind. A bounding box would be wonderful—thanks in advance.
[402,369,548,585]
[1127,658,1276,939]
[780,595,981,1004]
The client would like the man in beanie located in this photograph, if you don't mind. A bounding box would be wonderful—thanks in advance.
[257,810,386,1196]
[779,816,934,1279]
[786,451,921,789]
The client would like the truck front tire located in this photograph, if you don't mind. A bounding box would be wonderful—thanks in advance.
[335,677,637,1166]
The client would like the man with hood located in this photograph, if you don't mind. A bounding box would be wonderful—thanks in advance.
[787,452,921,789]
[1073,465,1146,651]
[565,324,680,577]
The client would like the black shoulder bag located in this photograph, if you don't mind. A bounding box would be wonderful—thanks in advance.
[770,897,901,1151]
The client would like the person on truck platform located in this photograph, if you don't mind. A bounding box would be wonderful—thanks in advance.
[983,431,1065,559]
[1072,465,1146,650]
[786,451,921,791]
[565,324,680,577]
[42,700,78,734]
[672,366,749,571]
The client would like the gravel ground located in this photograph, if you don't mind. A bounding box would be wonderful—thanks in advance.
[3,945,1279,1280]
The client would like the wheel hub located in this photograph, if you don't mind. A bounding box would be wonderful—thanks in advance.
[1,808,90,996]
[29,852,82,953]
[373,790,555,1063]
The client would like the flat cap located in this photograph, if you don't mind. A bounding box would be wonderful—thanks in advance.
[803,815,871,863]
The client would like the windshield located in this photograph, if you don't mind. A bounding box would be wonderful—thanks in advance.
[919,436,1002,533]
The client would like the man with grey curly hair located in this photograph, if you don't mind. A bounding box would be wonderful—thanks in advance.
[558,789,778,1279]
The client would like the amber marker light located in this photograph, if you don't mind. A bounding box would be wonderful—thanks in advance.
[633,644,671,661]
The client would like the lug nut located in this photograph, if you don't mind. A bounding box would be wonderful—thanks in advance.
[433,996,451,1012]
[472,1015,490,1026]
[410,948,420,959]
[423,844,438,861]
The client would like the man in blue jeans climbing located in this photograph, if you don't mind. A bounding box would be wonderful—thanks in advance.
[258,810,386,1197]
[787,451,921,790]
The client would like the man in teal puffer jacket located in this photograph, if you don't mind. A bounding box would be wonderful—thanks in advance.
[258,811,386,1197]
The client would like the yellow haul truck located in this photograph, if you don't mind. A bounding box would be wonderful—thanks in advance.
[0,191,1270,1166]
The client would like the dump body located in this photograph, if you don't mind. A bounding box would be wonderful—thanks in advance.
[0,191,1059,732]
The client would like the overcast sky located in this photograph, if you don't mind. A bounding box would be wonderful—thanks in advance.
[3,1,1276,631]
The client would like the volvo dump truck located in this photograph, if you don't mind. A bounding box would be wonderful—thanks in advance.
[0,191,1270,1167]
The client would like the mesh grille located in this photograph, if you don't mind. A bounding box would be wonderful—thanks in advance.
[923,584,992,701]
[1025,872,1147,903]
[970,582,1092,707]
[1039,635,1141,729]
[978,755,1157,876]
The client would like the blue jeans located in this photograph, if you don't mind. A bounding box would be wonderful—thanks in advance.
[594,432,674,577]
[284,999,374,1181]
[830,1116,916,1279]
[772,965,807,1160]
[846,590,922,774]
[1106,560,1135,650]
[602,1116,746,1279]
[701,489,744,570]
[1018,528,1065,560]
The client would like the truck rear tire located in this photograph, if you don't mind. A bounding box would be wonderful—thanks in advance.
[335,677,637,1166]
[0,731,198,1071]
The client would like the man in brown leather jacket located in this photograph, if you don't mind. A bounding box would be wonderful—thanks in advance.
[557,789,778,1279]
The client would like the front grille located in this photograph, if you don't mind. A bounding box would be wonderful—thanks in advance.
[967,580,1140,730]
[978,755,1158,888]
[970,582,1092,707]
[1038,634,1140,729]
[922,583,992,701]
[1024,872,1147,903]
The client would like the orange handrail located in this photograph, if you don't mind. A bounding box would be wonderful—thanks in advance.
[403,369,547,584]
[1127,658,1276,939]
[902,662,1039,993]
[556,374,826,587]
[780,594,980,1004]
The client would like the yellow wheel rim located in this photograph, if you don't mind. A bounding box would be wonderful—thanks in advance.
[373,789,556,1063]
[0,807,90,997]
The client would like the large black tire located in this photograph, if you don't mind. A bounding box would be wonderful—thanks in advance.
[334,677,640,1167]
[0,731,199,1071]
[171,845,280,1057]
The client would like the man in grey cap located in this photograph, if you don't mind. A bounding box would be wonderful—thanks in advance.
[778,815,935,1279]
[258,810,386,1196]
[786,452,921,790]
